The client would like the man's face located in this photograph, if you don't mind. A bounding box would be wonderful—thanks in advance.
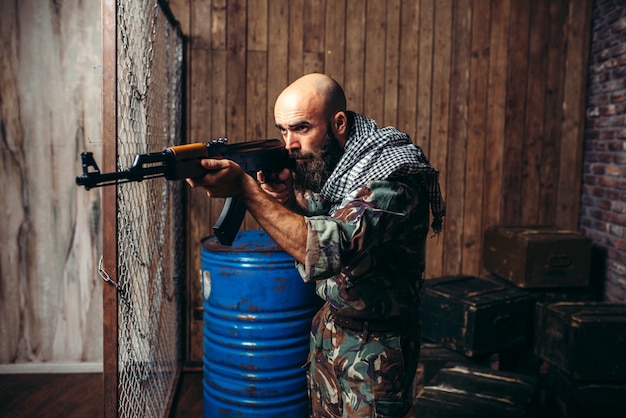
[290,128,343,193]
[275,96,344,192]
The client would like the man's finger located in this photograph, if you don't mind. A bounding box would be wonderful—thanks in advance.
[277,168,292,182]
[200,158,227,171]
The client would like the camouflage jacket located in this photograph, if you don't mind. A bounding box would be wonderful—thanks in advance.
[296,176,431,320]
[295,113,444,320]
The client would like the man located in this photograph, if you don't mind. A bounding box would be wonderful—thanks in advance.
[187,73,445,417]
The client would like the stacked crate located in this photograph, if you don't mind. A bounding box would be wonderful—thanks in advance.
[482,226,598,376]
[482,226,593,289]
[420,274,531,358]
[534,302,626,417]
[480,225,626,417]
[415,225,620,417]
[412,341,499,398]
[417,274,537,416]
[414,362,540,418]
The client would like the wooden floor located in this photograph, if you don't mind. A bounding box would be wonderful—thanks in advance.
[0,371,203,417]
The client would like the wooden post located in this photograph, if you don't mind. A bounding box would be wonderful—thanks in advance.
[101,0,119,416]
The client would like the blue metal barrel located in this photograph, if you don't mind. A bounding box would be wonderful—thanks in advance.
[201,230,318,417]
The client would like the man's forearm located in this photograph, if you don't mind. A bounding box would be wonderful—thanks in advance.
[239,175,308,264]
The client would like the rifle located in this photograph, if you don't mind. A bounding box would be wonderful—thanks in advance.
[76,138,292,246]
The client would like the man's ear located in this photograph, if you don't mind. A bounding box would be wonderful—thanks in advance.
[333,111,348,142]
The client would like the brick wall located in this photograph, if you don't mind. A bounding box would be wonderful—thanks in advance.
[580,0,626,302]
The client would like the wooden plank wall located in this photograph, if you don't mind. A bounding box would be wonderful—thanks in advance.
[167,0,592,362]
[0,0,103,364]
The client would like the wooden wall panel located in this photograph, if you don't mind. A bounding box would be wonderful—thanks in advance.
[446,0,471,275]
[416,0,433,149]
[0,0,103,364]
[266,0,290,135]
[288,0,305,80]
[559,0,593,228]
[172,0,593,362]
[323,0,346,85]
[364,0,387,124]
[397,0,419,138]
[522,0,549,225]
[303,0,326,73]
[383,0,401,128]
[483,0,511,230]
[247,0,268,51]
[462,0,490,274]
[539,0,568,227]
[427,0,453,278]
[503,0,530,224]
[345,0,367,111]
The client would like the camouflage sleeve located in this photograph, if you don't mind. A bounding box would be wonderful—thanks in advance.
[295,179,419,282]
[298,190,328,215]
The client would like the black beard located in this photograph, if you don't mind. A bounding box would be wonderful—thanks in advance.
[290,132,344,193]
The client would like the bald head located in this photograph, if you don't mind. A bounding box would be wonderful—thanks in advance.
[275,73,346,121]
[274,73,349,151]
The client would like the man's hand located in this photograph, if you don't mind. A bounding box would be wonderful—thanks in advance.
[257,168,294,205]
[188,160,307,263]
[186,158,248,198]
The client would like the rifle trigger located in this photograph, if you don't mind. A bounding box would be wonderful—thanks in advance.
[98,256,118,288]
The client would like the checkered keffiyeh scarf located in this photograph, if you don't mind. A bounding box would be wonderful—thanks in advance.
[321,112,446,233]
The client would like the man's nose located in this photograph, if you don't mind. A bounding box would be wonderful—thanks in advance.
[284,132,299,150]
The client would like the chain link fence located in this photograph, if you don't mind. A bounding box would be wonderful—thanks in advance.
[107,0,184,416]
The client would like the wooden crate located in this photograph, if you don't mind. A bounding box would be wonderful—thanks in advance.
[487,274,597,376]
[534,302,626,381]
[483,226,591,288]
[421,275,530,357]
[415,362,539,418]
[544,365,626,418]
[413,341,499,397]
